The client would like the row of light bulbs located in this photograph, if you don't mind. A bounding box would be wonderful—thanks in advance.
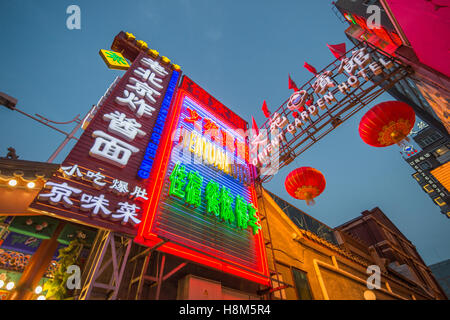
[3,179,42,299]
[6,179,36,189]
[0,280,46,300]
[124,32,181,72]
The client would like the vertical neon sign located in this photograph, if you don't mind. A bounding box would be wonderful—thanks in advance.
[136,79,269,285]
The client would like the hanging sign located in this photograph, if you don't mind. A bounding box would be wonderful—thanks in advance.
[29,51,180,235]
[251,44,404,179]
[136,77,270,285]
[99,49,130,70]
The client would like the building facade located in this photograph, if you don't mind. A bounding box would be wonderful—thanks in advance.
[333,0,450,137]
[258,189,446,300]
[403,125,450,218]
[428,259,450,299]
[333,0,450,219]
[336,207,447,299]
[0,159,267,301]
[0,158,98,300]
[1,27,447,301]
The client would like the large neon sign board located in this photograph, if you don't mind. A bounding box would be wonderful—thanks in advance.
[136,80,269,285]
[29,52,178,235]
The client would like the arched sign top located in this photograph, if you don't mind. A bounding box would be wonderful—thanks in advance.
[251,42,412,182]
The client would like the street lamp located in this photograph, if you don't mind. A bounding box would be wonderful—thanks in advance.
[0,91,91,163]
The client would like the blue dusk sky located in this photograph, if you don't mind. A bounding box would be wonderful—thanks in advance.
[0,1,448,265]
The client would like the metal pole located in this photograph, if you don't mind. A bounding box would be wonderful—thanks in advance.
[111,238,132,300]
[155,254,166,300]
[13,107,76,137]
[46,116,84,163]
[47,106,95,163]
[3,102,94,164]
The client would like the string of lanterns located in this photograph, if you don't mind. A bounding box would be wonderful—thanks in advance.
[284,101,416,205]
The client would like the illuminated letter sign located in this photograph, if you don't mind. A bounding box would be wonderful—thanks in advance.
[136,77,269,285]
[138,70,180,179]
[251,45,400,179]
[30,51,178,235]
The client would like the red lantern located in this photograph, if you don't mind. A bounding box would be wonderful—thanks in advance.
[359,101,415,147]
[285,167,326,206]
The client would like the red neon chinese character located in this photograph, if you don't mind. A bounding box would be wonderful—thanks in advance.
[184,108,201,123]
[204,118,218,131]
[236,140,246,160]
[203,118,220,141]
[222,130,236,153]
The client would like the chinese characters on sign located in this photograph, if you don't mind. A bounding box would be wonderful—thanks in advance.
[99,49,130,70]
[179,76,248,132]
[138,70,180,179]
[90,56,170,168]
[136,84,269,285]
[167,162,261,234]
[30,52,180,234]
[38,164,147,226]
[251,46,399,177]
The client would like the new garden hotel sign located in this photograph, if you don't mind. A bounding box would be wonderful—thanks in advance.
[251,43,411,182]
[135,76,270,285]
[30,50,180,235]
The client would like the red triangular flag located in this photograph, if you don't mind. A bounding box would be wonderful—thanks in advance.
[327,43,347,60]
[303,62,317,75]
[288,74,299,92]
[251,116,259,136]
[262,100,270,118]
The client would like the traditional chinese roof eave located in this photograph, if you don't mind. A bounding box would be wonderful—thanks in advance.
[297,228,373,268]
[0,159,60,214]
[0,159,60,181]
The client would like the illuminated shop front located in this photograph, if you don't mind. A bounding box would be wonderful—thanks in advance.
[0,159,97,300]
[136,76,270,289]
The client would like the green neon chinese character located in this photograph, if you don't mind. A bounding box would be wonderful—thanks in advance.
[235,195,249,230]
[219,186,235,224]
[105,51,128,65]
[205,180,220,216]
[247,203,261,235]
[169,162,187,199]
[185,170,203,207]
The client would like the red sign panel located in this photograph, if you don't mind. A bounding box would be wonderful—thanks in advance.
[179,76,248,133]
[30,52,180,235]
[135,82,270,285]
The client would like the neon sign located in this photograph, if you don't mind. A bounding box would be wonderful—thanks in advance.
[136,82,269,285]
[179,105,250,183]
[138,70,180,179]
[251,46,399,176]
[30,52,177,235]
[167,161,261,234]
[182,130,233,176]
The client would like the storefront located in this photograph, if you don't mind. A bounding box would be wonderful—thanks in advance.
[0,158,97,300]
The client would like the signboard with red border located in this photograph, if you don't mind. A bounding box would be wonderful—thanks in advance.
[135,77,270,285]
[30,52,180,235]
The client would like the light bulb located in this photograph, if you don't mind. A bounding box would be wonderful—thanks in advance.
[0,280,4,288]
[27,181,36,189]
[35,285,43,294]
[8,179,17,187]
[37,295,46,300]
[6,281,14,290]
